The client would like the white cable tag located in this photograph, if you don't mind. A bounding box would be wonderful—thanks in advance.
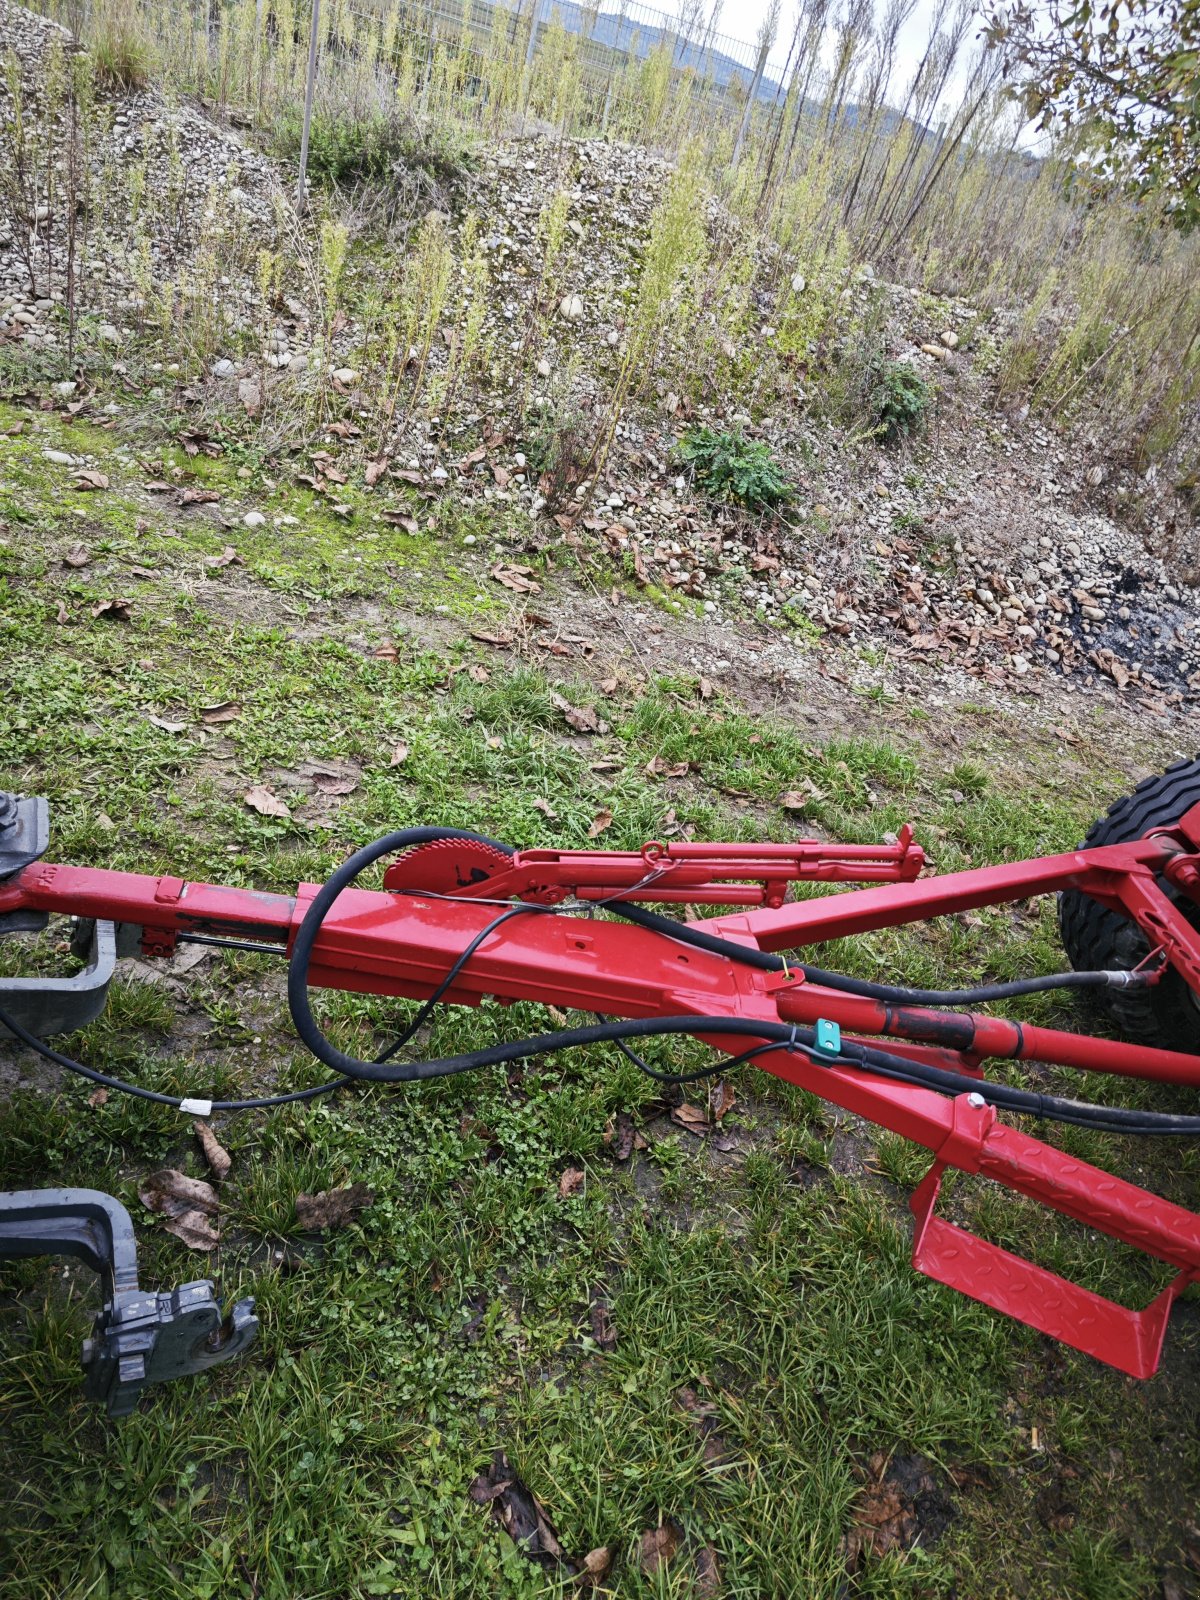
[180,1097,214,1117]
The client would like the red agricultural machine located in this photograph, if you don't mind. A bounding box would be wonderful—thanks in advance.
[1,757,1199,1414]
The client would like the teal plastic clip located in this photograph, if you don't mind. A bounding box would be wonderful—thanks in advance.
[814,1018,842,1060]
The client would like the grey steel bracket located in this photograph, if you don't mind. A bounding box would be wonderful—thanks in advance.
[0,791,49,881]
[0,1188,258,1417]
[0,918,118,1039]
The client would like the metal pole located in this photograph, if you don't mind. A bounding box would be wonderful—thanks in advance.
[296,0,321,213]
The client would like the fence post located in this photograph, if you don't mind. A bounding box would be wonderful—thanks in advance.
[296,0,321,213]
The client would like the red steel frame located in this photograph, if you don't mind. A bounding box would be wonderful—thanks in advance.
[3,802,1200,1379]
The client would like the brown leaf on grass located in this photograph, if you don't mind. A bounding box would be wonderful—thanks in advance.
[550,692,606,735]
[589,1298,617,1350]
[695,1545,723,1597]
[602,1111,641,1161]
[364,458,387,486]
[558,1167,585,1199]
[491,564,542,595]
[456,445,488,471]
[382,509,420,533]
[531,797,558,818]
[139,1168,220,1251]
[844,1452,955,1570]
[644,755,690,779]
[469,1451,565,1565]
[587,808,613,839]
[205,545,244,569]
[471,629,513,648]
[62,543,91,567]
[312,772,359,796]
[143,479,173,492]
[163,1211,221,1250]
[638,1519,682,1575]
[779,779,827,812]
[578,1547,611,1587]
[244,785,290,819]
[148,714,187,733]
[72,469,109,491]
[710,1080,736,1124]
[390,741,410,766]
[294,1183,374,1231]
[599,675,619,694]
[391,468,424,486]
[671,1102,709,1136]
[91,597,132,621]
[178,487,221,506]
[194,1120,232,1180]
[200,700,241,724]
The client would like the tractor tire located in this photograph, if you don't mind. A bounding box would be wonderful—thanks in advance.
[1059,755,1200,1053]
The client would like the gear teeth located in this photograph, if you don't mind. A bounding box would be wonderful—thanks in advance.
[382,839,512,897]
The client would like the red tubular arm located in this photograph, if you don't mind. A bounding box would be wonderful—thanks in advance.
[3,825,1200,1378]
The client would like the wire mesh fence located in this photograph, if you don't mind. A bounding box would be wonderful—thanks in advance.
[34,0,774,139]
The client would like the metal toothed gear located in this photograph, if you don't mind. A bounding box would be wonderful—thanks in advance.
[382,838,513,897]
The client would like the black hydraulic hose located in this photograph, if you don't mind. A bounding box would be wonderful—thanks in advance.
[607,900,1148,1006]
[287,827,517,1081]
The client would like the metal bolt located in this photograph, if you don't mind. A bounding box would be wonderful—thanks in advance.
[967,1092,986,1109]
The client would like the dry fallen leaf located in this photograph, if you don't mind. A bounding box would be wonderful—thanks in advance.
[148,714,187,734]
[364,458,387,486]
[389,741,410,766]
[587,807,614,839]
[294,1183,374,1230]
[312,772,358,796]
[205,545,244,569]
[695,1544,722,1597]
[244,785,290,819]
[578,1546,611,1587]
[549,692,606,735]
[469,1451,565,1565]
[531,797,557,818]
[779,779,827,812]
[491,563,543,595]
[638,1520,682,1575]
[200,700,241,724]
[194,1120,232,1180]
[138,1168,220,1251]
[671,1102,709,1136]
[589,1298,617,1351]
[91,597,133,621]
[382,509,420,533]
[558,1167,585,1199]
[72,469,109,491]
[710,1080,737,1124]
[471,629,513,647]
[178,486,221,506]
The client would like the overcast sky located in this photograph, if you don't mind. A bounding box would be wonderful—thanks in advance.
[709,0,987,122]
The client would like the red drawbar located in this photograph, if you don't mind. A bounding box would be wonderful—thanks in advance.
[2,819,1199,1376]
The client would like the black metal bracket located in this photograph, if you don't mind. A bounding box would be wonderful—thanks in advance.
[0,1188,258,1416]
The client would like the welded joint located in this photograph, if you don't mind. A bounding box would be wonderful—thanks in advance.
[932,1090,996,1176]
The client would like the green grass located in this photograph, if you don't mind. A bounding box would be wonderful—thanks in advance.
[0,399,1197,1599]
